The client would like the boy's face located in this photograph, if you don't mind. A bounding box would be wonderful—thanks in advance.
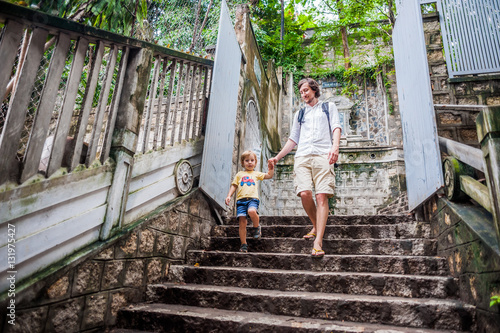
[242,156,256,171]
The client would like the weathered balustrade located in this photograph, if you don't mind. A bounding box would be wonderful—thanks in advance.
[438,105,500,243]
[0,1,214,295]
[0,1,213,186]
[138,54,212,153]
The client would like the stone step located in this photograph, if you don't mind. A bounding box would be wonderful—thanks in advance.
[147,283,475,331]
[110,329,154,333]
[186,250,451,276]
[208,237,437,256]
[225,215,416,226]
[167,265,458,299]
[116,303,469,333]
[212,223,431,239]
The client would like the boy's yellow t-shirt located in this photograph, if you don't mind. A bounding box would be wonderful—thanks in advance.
[232,170,266,201]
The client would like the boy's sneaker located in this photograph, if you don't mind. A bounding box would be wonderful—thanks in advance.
[253,225,261,239]
[239,244,248,252]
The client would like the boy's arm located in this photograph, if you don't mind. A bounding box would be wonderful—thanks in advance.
[225,184,238,205]
[264,160,274,179]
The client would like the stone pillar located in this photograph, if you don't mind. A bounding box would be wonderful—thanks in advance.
[100,48,153,240]
[476,106,500,244]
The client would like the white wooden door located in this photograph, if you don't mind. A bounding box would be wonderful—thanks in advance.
[199,0,242,209]
[393,0,443,210]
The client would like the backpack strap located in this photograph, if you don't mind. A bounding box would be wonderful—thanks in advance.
[322,102,333,142]
[297,107,306,124]
[297,102,333,142]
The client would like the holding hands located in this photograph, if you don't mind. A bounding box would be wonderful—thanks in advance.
[267,159,275,171]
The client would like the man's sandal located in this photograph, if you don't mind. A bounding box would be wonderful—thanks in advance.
[303,233,316,240]
[311,248,325,258]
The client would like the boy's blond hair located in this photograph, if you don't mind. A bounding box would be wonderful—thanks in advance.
[240,150,258,167]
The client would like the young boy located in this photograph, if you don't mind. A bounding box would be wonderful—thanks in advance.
[225,150,274,253]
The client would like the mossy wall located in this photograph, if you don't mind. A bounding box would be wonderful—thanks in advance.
[0,190,215,333]
[422,194,500,333]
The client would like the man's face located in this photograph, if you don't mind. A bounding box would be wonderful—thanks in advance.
[300,83,315,104]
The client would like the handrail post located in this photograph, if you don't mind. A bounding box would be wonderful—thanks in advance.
[476,106,500,244]
[100,47,153,240]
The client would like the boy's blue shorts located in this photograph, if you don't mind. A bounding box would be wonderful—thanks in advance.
[236,198,260,218]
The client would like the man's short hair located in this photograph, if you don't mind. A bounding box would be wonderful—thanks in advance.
[298,78,321,98]
[240,150,258,166]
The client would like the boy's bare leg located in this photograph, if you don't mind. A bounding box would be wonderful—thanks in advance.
[313,193,329,252]
[300,190,317,234]
[239,216,248,244]
[247,208,259,228]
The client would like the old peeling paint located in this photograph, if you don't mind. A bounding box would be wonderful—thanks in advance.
[469,276,478,302]
[445,213,451,226]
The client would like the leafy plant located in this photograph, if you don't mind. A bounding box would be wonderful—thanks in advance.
[17,0,148,37]
[491,295,500,307]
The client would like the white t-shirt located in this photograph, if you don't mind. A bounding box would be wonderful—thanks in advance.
[289,101,342,157]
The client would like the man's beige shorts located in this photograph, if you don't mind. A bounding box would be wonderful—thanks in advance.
[293,155,336,198]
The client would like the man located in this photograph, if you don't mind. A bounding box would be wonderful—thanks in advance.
[268,78,341,257]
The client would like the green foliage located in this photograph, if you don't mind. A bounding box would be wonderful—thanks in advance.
[249,0,396,112]
[421,2,437,15]
[146,0,248,55]
[251,0,317,77]
[491,295,500,307]
[18,0,148,36]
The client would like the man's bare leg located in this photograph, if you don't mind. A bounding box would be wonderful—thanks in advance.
[313,193,329,252]
[300,190,317,235]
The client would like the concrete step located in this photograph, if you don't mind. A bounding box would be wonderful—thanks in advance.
[225,215,416,226]
[116,303,469,333]
[208,237,437,256]
[167,265,459,299]
[146,283,475,331]
[187,250,450,276]
[212,223,431,239]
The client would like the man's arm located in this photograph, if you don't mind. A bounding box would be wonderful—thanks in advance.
[268,139,297,166]
[328,127,341,165]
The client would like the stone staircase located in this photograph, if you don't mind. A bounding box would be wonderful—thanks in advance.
[114,215,476,332]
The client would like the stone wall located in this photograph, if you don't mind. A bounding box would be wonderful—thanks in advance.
[421,194,500,333]
[0,190,215,333]
[266,148,407,217]
[423,13,500,147]
[264,65,407,216]
[434,105,482,148]
[333,148,406,215]
[225,5,408,217]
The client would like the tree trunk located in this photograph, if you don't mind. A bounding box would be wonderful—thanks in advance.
[387,0,396,27]
[189,0,203,53]
[340,25,350,69]
[337,0,350,69]
[194,0,214,52]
